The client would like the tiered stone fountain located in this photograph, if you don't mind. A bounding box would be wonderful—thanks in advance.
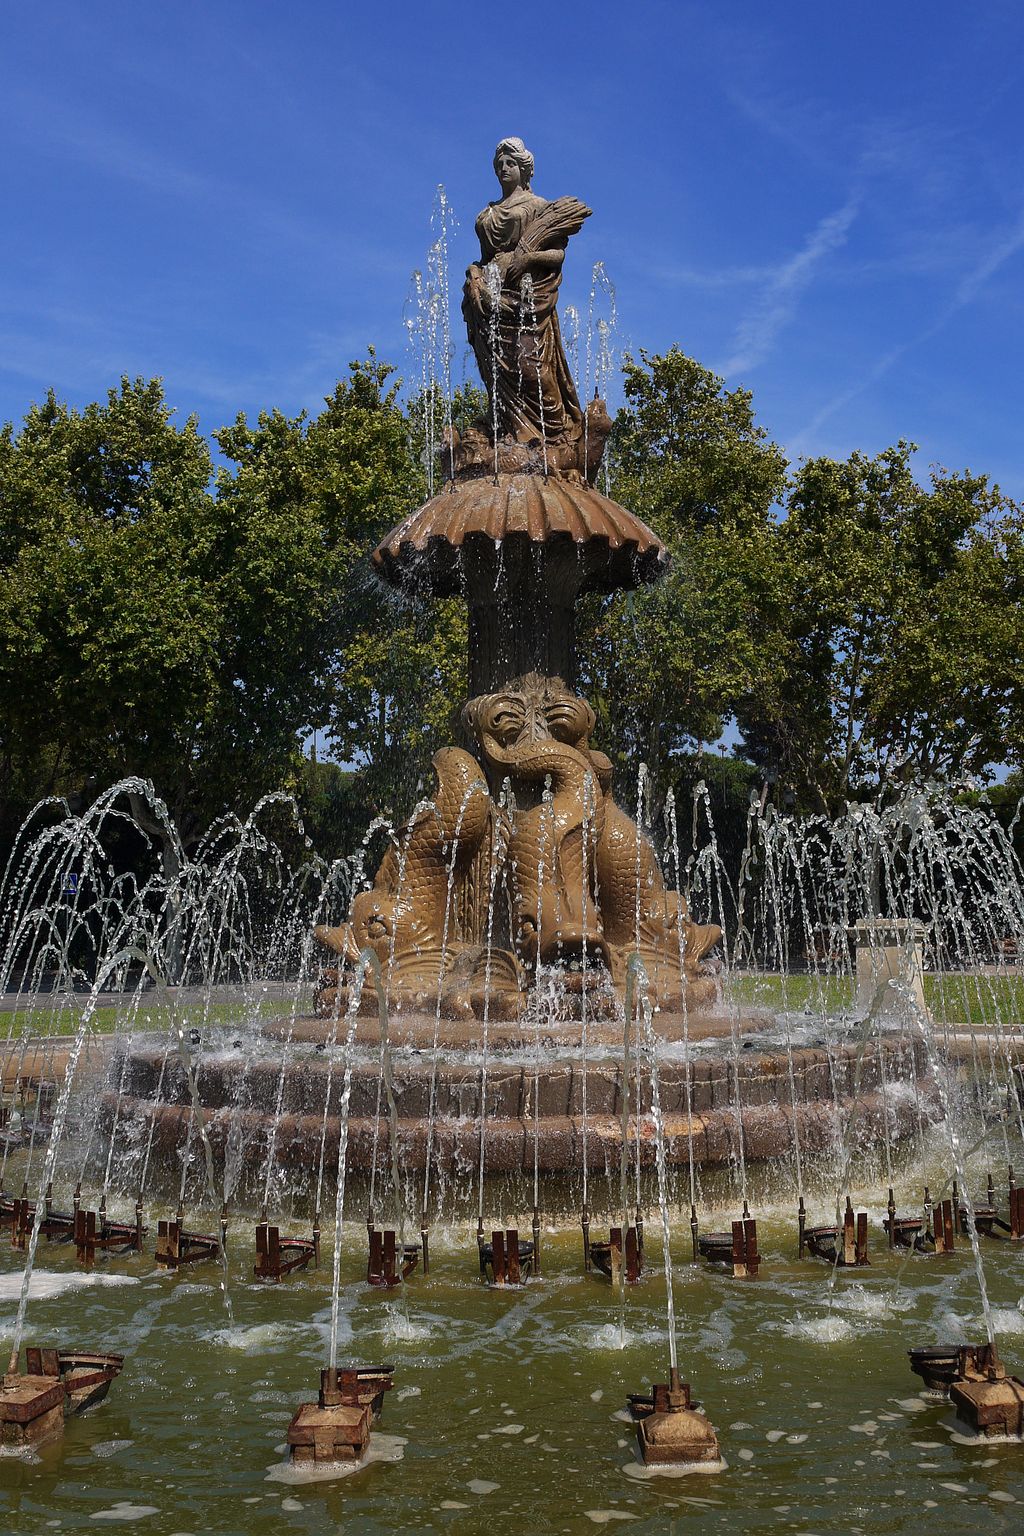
[7,139,1024,1506]
[107,135,929,1191]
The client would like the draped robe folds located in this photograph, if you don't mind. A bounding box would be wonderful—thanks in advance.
[462,190,586,447]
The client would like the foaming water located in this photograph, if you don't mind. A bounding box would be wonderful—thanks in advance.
[936,1304,1024,1338]
[0,1269,139,1301]
[581,1321,666,1352]
[373,1305,436,1345]
[622,1455,728,1480]
[89,1440,133,1459]
[264,1434,407,1483]
[89,1504,161,1522]
[835,1282,914,1318]
[0,1444,40,1462]
[949,1427,1024,1448]
[206,1321,308,1351]
[0,1225,1020,1530]
[774,1315,855,1343]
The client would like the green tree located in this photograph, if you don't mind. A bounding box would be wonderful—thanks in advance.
[578,348,790,790]
[740,443,1022,809]
[0,378,222,839]
[1,360,437,860]
[321,381,482,814]
[217,364,472,819]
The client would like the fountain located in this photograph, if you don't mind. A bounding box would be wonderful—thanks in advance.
[103,138,928,1208]
[0,135,1022,1503]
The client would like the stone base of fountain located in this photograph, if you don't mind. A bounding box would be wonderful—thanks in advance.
[910,1342,1024,1437]
[288,1399,371,1463]
[629,1369,721,1465]
[263,1004,773,1051]
[101,1028,934,1192]
[952,1372,1024,1438]
[0,1348,123,1445]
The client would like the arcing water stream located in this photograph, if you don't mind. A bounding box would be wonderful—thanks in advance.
[0,777,1023,1531]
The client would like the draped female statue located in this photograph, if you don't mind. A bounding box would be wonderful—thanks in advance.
[459,138,609,482]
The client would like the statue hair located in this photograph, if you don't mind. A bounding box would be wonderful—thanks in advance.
[494,136,534,188]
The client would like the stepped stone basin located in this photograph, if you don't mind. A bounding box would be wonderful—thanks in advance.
[103,1022,933,1195]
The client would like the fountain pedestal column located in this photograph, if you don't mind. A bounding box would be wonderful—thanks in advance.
[850,918,928,1018]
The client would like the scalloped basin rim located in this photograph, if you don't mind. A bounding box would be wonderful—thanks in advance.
[372,474,669,580]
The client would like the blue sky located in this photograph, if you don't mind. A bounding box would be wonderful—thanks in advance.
[2,2,1023,498]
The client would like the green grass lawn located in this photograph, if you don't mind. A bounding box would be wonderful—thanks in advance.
[3,971,1022,1040]
[729,969,1024,1029]
[0,996,312,1039]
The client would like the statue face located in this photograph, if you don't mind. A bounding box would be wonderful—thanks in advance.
[471,676,595,753]
[494,148,523,195]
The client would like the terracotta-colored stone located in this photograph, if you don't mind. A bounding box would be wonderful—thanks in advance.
[287,1401,372,1463]
[104,1035,936,1189]
[951,1375,1024,1437]
[637,1406,720,1464]
[0,1374,65,1446]
[632,1373,721,1466]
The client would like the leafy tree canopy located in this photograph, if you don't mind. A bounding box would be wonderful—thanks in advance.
[579,347,790,789]
[739,442,1023,810]
[2,349,1020,862]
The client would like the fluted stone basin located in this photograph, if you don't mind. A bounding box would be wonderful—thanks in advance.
[101,1022,934,1204]
[373,473,669,692]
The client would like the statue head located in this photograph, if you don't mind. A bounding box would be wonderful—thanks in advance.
[493,136,534,194]
[464,673,594,756]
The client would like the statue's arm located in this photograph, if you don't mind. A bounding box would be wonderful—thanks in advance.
[508,246,564,281]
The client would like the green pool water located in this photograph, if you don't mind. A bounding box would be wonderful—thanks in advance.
[1,1177,1023,1536]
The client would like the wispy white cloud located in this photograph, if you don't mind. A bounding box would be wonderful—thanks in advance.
[1,83,400,268]
[651,262,782,291]
[789,203,1024,454]
[720,193,861,376]
[725,86,840,174]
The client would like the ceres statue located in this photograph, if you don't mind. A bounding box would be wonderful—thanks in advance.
[458,137,610,483]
